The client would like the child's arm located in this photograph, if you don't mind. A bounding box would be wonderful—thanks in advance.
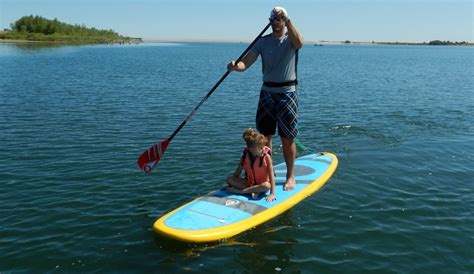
[233,162,243,177]
[265,155,276,202]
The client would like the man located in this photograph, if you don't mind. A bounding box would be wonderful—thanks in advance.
[227,7,303,191]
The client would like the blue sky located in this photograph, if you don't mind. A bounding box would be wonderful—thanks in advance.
[1,0,472,42]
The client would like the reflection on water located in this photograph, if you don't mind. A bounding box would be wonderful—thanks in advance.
[153,210,298,272]
[0,42,84,54]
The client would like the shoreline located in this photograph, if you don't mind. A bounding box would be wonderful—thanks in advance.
[0,39,40,43]
[0,38,141,44]
[2,38,472,47]
[144,38,474,46]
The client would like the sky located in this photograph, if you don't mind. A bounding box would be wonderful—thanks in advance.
[1,0,472,43]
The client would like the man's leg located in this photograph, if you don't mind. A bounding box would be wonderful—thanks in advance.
[256,90,277,148]
[265,135,273,150]
[277,91,298,191]
[281,137,296,190]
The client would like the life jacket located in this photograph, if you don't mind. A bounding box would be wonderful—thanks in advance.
[240,146,272,186]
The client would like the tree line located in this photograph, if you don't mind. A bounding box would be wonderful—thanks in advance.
[427,40,470,46]
[1,15,138,43]
[10,15,120,38]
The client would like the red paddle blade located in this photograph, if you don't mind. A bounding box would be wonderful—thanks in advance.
[137,139,170,173]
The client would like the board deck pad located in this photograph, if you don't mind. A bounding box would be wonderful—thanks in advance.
[154,152,338,242]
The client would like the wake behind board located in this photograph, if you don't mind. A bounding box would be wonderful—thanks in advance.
[153,152,338,243]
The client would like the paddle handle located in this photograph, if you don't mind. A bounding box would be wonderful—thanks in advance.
[168,22,271,141]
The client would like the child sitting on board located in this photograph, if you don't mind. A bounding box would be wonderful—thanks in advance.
[226,128,276,202]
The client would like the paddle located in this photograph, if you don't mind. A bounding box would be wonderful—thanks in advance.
[137,23,272,173]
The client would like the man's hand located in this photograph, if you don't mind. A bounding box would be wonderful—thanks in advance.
[227,52,258,72]
[227,61,237,72]
[227,59,250,72]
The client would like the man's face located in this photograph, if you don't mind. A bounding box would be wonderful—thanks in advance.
[270,16,285,32]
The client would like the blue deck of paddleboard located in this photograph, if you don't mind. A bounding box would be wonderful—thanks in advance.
[164,153,333,230]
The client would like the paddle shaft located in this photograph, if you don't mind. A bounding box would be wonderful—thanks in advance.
[168,23,271,141]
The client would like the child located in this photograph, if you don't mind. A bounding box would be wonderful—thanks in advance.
[226,128,276,202]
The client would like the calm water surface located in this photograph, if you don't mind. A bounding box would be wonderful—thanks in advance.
[0,42,473,273]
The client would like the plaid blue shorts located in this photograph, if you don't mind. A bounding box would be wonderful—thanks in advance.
[256,90,298,139]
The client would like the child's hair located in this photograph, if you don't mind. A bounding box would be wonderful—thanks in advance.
[243,128,268,149]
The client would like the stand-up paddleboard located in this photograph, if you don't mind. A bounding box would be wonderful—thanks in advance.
[154,152,338,243]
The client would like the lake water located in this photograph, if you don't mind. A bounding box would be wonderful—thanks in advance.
[0,41,473,273]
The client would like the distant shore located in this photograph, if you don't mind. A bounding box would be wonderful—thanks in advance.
[2,37,472,47]
[0,38,38,43]
[314,40,473,46]
[142,38,473,46]
[0,33,142,45]
[0,37,143,45]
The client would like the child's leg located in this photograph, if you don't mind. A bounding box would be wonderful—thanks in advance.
[225,186,247,194]
[226,184,269,195]
[248,182,272,200]
[225,180,271,196]
[226,176,248,189]
[243,182,271,194]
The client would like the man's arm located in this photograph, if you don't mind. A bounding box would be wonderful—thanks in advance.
[286,19,304,49]
[227,51,258,72]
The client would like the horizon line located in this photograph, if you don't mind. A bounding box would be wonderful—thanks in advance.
[142,37,474,44]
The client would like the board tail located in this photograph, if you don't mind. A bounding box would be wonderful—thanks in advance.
[137,139,170,173]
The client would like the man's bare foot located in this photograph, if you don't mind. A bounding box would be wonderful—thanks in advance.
[284,177,296,191]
